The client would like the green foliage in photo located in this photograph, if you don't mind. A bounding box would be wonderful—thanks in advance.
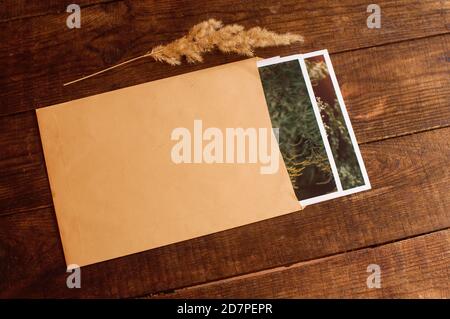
[259,61,337,200]
[316,97,364,189]
[305,58,365,190]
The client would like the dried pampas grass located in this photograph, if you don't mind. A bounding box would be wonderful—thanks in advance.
[64,19,303,86]
[150,19,303,65]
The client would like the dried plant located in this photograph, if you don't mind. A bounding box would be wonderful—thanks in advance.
[64,19,303,85]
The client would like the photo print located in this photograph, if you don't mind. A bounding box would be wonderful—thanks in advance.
[257,51,370,206]
[303,50,370,193]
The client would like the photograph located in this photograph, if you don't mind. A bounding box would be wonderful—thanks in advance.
[258,57,338,201]
[304,50,370,191]
[258,52,370,205]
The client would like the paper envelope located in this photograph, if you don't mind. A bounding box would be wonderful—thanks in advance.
[36,58,301,267]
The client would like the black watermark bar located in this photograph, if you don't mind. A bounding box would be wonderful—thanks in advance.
[0,299,444,317]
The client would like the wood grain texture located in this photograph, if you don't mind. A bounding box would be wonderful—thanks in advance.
[151,230,450,298]
[0,112,52,215]
[1,127,449,298]
[332,34,450,142]
[0,0,448,116]
[0,34,448,216]
[1,0,449,299]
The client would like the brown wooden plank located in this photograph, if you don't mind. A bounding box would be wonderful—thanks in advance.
[0,1,114,22]
[0,111,52,215]
[0,111,41,170]
[150,229,450,298]
[0,34,448,216]
[332,34,450,142]
[1,127,449,298]
[1,0,448,116]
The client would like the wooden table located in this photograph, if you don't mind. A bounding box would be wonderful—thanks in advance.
[0,0,449,298]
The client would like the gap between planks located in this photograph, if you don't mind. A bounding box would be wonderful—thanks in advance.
[143,227,450,298]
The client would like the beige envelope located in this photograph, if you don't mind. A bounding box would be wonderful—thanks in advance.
[36,58,301,267]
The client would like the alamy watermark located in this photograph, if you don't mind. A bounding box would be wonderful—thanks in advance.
[367,4,381,29]
[66,264,81,288]
[366,264,381,288]
[66,4,81,29]
[171,120,280,174]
